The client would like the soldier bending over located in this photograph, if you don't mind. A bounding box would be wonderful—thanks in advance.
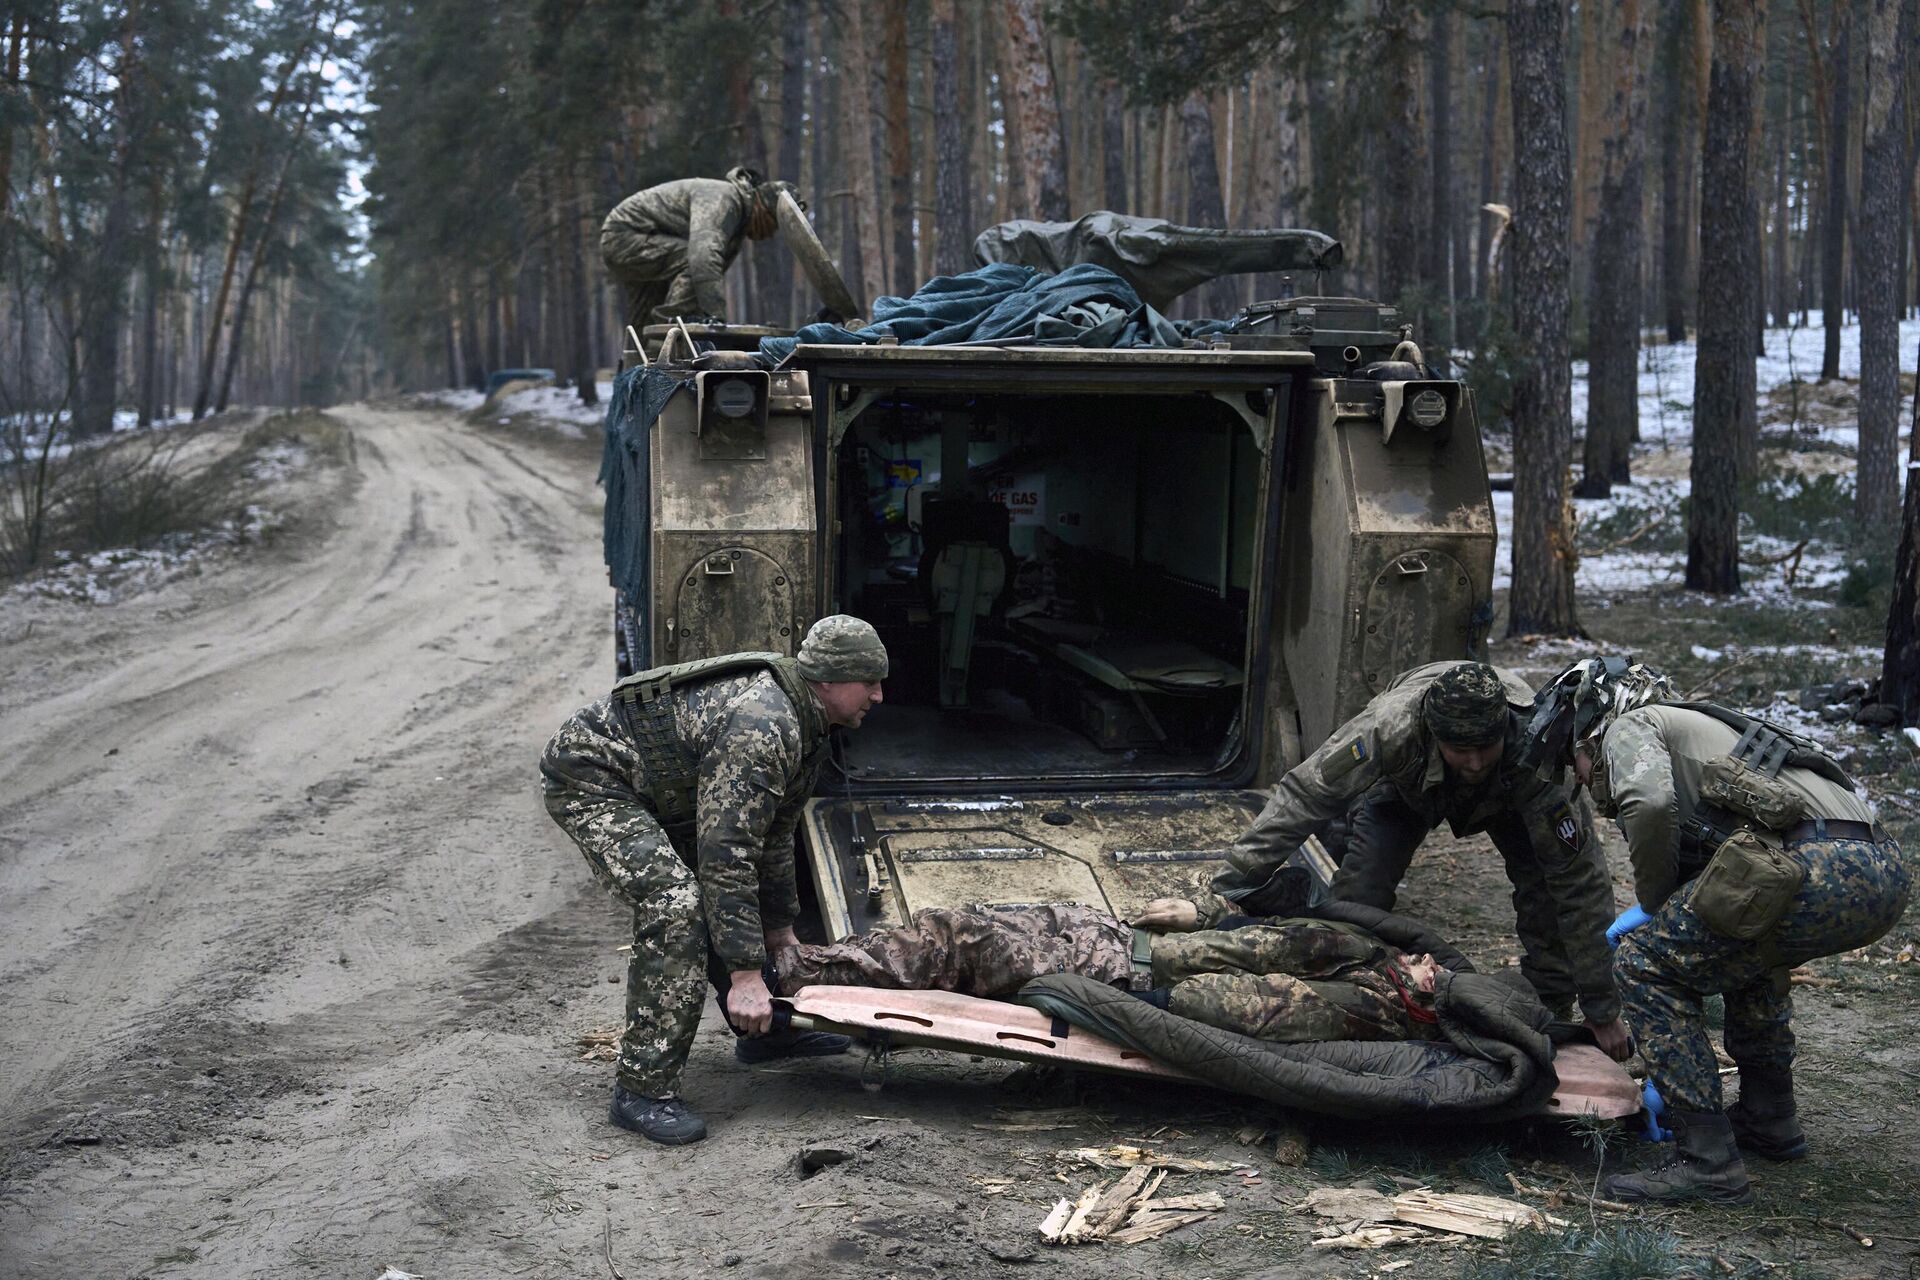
[1526,658,1910,1205]
[541,616,888,1145]
[600,166,795,332]
[1135,660,1628,1059]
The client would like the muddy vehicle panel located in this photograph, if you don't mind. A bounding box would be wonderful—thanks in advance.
[614,290,1495,940]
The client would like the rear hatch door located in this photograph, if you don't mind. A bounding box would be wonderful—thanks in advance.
[801,790,1269,941]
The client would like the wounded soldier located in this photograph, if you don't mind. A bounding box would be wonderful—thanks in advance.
[771,904,1445,1045]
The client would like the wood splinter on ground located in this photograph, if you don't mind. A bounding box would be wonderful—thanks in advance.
[1037,1161,1229,1247]
[1299,1185,1566,1248]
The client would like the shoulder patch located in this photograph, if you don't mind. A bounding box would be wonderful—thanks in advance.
[1551,802,1581,851]
[1323,735,1370,781]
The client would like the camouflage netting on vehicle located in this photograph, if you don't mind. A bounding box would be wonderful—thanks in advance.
[756,262,1227,364]
[600,366,690,611]
[1016,901,1565,1123]
[972,213,1344,311]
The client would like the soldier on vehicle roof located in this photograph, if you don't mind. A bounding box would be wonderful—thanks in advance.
[599,165,795,333]
[1524,658,1910,1206]
[539,616,888,1145]
[1134,660,1630,1061]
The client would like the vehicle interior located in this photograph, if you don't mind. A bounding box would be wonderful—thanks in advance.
[830,389,1267,785]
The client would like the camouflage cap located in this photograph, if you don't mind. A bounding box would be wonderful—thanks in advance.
[1421,663,1511,746]
[797,615,889,683]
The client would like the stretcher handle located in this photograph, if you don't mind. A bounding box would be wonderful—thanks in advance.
[769,1001,816,1036]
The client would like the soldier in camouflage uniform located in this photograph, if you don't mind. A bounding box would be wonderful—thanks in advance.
[600,166,795,331]
[773,904,1446,1045]
[1136,661,1627,1058]
[1526,658,1911,1205]
[540,615,888,1145]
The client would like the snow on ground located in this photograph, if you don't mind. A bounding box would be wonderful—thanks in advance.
[244,439,311,483]
[5,505,285,606]
[1567,311,1920,449]
[425,380,612,436]
[3,407,199,466]
[1489,313,1914,601]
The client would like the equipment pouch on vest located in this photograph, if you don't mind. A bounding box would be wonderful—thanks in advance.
[1690,828,1804,941]
[1700,756,1807,831]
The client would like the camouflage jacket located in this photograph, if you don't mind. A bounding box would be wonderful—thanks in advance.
[1210,661,1548,907]
[601,177,753,318]
[1203,660,1619,1022]
[1596,705,1874,911]
[541,671,825,971]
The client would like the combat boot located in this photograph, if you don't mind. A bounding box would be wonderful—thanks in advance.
[1728,1068,1809,1161]
[609,1085,708,1145]
[735,1027,852,1064]
[1602,1111,1753,1205]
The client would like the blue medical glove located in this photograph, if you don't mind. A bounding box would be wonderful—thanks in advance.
[1641,1081,1671,1141]
[1607,903,1652,949]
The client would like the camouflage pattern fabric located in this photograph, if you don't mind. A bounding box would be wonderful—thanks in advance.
[1595,705,1875,911]
[600,176,755,325]
[796,613,889,683]
[1421,662,1510,745]
[1614,835,1910,1111]
[1206,660,1620,1023]
[541,790,711,1097]
[775,908,1440,1044]
[541,669,824,1096]
[773,904,1133,997]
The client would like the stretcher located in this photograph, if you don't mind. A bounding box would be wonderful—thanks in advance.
[774,985,1642,1121]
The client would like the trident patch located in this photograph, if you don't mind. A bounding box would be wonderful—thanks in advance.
[1552,804,1580,851]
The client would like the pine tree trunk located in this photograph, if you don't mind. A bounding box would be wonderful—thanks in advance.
[1882,333,1920,722]
[1178,90,1238,317]
[1659,0,1695,342]
[837,0,887,313]
[1001,0,1068,219]
[1427,4,1455,364]
[1378,6,1428,321]
[1102,80,1128,212]
[931,0,971,275]
[778,0,808,323]
[569,170,597,406]
[1579,0,1653,498]
[883,0,915,297]
[1854,0,1915,533]
[1686,0,1764,594]
[1506,0,1581,637]
[1476,23,1504,310]
[1821,9,1851,378]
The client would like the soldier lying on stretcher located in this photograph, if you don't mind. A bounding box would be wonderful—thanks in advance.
[769,903,1446,1044]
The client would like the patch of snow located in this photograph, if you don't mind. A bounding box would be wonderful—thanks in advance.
[425,388,485,412]
[3,407,199,466]
[5,505,285,607]
[1903,726,1920,756]
[244,439,311,483]
[490,380,614,437]
[1690,644,1723,661]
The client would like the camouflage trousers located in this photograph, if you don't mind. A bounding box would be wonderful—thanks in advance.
[599,225,710,329]
[1155,921,1440,1043]
[775,907,1435,1044]
[774,904,1134,998]
[1331,783,1588,1018]
[1616,835,1911,1113]
[543,784,718,1098]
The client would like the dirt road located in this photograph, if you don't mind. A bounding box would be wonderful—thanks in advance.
[2,404,1914,1280]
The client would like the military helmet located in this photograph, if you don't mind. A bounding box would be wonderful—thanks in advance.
[1518,657,1675,779]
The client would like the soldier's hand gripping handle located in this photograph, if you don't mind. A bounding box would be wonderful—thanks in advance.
[728,968,775,1035]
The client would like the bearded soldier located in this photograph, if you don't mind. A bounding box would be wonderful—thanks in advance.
[1524,659,1910,1205]
[772,904,1449,1045]
[1135,661,1628,1059]
[600,166,795,332]
[540,616,888,1145]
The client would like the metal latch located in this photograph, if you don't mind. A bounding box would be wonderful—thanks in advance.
[1395,553,1429,576]
[703,552,735,575]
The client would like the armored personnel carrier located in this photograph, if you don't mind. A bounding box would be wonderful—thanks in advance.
[607,217,1495,942]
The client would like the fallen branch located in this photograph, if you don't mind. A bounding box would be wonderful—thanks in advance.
[603,1217,626,1280]
[1816,1218,1873,1248]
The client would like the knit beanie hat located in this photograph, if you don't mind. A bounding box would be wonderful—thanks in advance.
[1421,662,1511,747]
[796,615,888,683]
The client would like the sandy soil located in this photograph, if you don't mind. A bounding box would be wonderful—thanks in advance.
[2,403,1914,1280]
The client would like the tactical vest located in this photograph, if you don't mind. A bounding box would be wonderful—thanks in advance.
[610,652,829,841]
[1669,700,1855,880]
